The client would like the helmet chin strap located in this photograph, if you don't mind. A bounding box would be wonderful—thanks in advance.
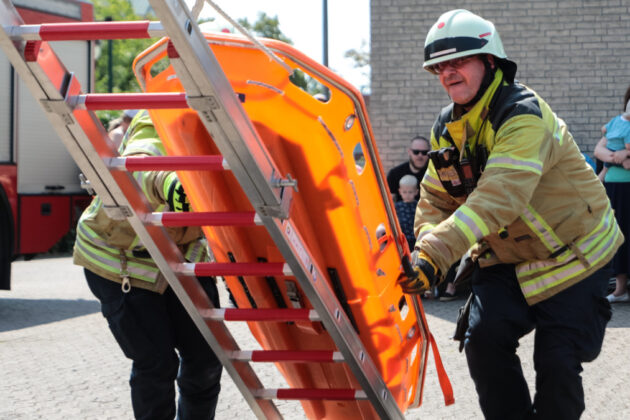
[460,56,496,110]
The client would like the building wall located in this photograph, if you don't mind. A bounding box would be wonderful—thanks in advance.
[370,0,630,172]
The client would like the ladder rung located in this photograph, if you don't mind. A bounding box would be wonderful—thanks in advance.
[201,308,320,322]
[9,21,165,41]
[231,350,344,363]
[254,389,368,401]
[145,211,261,227]
[108,156,227,171]
[79,93,188,110]
[181,262,292,277]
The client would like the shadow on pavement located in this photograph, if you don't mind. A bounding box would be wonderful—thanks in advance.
[0,298,100,332]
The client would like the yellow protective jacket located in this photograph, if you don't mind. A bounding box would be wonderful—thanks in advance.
[415,69,623,305]
[73,111,208,293]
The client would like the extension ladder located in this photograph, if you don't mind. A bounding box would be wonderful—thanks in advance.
[0,0,453,418]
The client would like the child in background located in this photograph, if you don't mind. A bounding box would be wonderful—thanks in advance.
[395,174,419,252]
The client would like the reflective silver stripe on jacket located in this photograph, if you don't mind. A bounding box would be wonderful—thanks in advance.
[520,205,564,254]
[75,236,160,282]
[518,206,620,298]
[486,155,543,175]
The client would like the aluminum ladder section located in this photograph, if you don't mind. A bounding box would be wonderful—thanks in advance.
[0,0,412,418]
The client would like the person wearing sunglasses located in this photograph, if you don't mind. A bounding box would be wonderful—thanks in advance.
[398,9,622,419]
[386,135,430,202]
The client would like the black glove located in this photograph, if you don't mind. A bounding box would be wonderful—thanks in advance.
[398,249,438,294]
[163,172,190,212]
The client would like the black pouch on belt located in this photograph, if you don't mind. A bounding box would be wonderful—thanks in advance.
[452,292,474,352]
[428,147,467,197]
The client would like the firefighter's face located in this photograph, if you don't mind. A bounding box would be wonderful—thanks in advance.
[438,55,491,107]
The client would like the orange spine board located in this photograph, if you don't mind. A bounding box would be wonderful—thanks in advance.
[134,33,430,419]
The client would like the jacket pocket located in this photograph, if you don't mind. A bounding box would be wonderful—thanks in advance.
[487,218,555,263]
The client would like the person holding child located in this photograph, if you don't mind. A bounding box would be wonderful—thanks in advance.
[594,85,630,303]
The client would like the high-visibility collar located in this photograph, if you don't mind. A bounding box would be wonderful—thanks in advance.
[445,68,504,151]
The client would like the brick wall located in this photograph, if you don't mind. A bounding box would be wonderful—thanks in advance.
[370,0,630,172]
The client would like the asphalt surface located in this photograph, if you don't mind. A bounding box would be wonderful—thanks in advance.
[1,255,629,419]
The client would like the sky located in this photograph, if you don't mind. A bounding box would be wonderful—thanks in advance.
[183,0,371,92]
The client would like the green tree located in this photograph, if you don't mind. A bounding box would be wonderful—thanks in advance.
[344,40,370,94]
[92,0,156,123]
[237,13,291,44]
[237,13,323,94]
[93,0,155,94]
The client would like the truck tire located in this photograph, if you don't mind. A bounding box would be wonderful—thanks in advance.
[0,186,14,290]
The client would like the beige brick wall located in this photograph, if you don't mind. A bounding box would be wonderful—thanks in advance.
[370,0,630,172]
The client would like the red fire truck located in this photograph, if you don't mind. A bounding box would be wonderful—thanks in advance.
[0,0,94,289]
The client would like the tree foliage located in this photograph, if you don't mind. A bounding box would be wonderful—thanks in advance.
[93,0,155,94]
[344,40,370,94]
[91,4,321,125]
[92,0,157,123]
[237,13,291,44]
[345,41,370,69]
[237,13,322,94]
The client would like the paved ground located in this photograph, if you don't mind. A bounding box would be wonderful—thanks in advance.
[1,255,629,419]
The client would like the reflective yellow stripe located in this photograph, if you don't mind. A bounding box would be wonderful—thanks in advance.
[417,224,435,242]
[552,114,564,145]
[75,236,159,282]
[519,209,620,297]
[486,154,543,175]
[184,239,207,263]
[423,172,446,193]
[518,205,615,278]
[76,221,113,250]
[77,216,138,251]
[124,142,164,157]
[521,225,619,298]
[576,205,614,252]
[520,205,564,254]
[129,235,141,250]
[453,205,489,246]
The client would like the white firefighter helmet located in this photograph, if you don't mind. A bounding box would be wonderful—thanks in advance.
[423,9,516,78]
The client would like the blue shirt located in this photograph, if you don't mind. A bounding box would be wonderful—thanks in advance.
[395,200,418,250]
[603,115,630,182]
[604,115,630,152]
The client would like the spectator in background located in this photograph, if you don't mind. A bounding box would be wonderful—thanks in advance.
[595,95,630,184]
[594,85,630,303]
[387,135,430,202]
[108,109,138,149]
[395,174,419,251]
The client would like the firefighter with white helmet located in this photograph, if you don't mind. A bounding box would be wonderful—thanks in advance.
[398,9,622,418]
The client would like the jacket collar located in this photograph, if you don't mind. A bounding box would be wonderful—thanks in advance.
[445,68,504,150]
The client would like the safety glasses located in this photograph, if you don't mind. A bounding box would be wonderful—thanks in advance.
[428,55,476,74]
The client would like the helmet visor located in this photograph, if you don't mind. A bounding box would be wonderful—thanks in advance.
[424,36,489,62]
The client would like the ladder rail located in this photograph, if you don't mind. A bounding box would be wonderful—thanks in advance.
[0,3,282,418]
[129,35,431,394]
[147,0,406,418]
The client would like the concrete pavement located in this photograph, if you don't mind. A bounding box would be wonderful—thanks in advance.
[1,255,628,419]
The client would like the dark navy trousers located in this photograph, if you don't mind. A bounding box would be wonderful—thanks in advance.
[464,263,611,420]
[85,269,222,420]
